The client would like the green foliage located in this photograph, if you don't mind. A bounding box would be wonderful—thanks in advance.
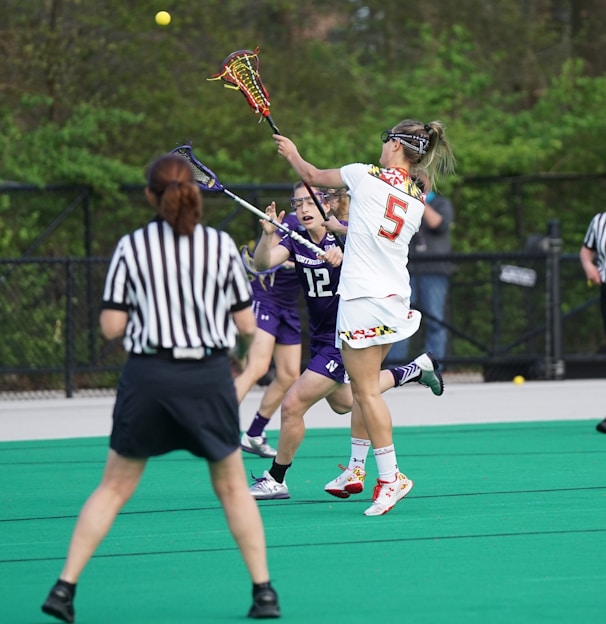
[1,2,604,262]
[0,97,147,258]
[3,3,605,182]
[1,3,605,256]
[0,98,143,189]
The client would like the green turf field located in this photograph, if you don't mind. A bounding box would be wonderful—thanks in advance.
[2,420,605,623]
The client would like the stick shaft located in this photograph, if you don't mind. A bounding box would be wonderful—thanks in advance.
[264,113,280,134]
[221,188,325,257]
[169,145,324,255]
[263,115,345,251]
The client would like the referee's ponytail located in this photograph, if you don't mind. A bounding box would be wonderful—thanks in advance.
[146,154,203,236]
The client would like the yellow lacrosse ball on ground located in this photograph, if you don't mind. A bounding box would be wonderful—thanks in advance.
[155,11,171,26]
[513,375,525,385]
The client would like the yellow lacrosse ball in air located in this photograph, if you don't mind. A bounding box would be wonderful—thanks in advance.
[512,375,525,385]
[155,11,171,26]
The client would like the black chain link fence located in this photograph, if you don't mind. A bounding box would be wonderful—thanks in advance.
[1,177,605,398]
[1,247,604,399]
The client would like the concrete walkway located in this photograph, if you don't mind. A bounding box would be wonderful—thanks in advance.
[0,378,602,442]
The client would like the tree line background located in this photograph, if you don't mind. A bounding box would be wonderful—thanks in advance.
[1,0,606,391]
[1,0,606,257]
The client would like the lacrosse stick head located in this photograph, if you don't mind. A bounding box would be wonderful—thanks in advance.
[240,245,279,278]
[170,145,225,192]
[208,47,272,118]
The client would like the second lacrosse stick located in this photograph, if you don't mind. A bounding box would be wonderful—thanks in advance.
[170,145,325,257]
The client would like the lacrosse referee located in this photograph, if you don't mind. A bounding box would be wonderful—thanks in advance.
[580,210,606,434]
[41,153,280,622]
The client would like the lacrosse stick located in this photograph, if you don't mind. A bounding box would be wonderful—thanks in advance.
[170,145,325,257]
[208,47,345,251]
[240,245,279,277]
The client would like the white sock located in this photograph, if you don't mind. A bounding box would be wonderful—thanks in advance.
[374,444,398,482]
[349,438,370,470]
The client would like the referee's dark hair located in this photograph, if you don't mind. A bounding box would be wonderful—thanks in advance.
[145,154,202,236]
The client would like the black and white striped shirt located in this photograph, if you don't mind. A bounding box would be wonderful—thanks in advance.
[102,217,252,354]
[583,211,606,281]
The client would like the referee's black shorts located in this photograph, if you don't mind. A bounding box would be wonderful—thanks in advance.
[110,351,239,461]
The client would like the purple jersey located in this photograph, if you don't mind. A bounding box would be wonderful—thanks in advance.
[249,212,301,307]
[278,228,342,344]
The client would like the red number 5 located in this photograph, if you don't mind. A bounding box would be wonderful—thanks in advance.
[378,194,408,241]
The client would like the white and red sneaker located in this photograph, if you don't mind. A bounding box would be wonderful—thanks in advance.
[324,464,366,498]
[363,472,413,516]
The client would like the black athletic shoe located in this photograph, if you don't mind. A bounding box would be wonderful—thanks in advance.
[248,583,280,619]
[41,584,75,623]
[596,418,606,433]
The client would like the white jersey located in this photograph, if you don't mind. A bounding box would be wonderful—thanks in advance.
[338,163,425,301]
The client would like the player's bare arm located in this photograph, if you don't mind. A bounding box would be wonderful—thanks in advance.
[273,134,345,190]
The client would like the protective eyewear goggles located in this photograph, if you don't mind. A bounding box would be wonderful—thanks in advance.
[381,130,429,155]
[290,193,327,210]
[327,189,347,203]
